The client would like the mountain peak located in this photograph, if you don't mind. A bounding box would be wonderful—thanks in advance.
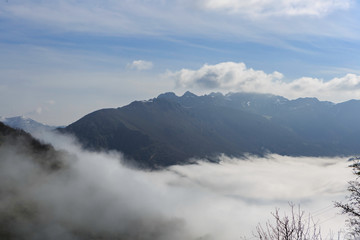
[296,97,319,102]
[292,97,320,105]
[157,92,178,100]
[182,91,197,98]
[208,92,224,98]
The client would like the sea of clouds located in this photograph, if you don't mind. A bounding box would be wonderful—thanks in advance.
[0,130,354,239]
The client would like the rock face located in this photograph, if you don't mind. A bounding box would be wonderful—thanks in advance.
[63,91,360,168]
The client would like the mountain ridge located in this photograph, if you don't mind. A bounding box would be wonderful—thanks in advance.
[62,91,360,168]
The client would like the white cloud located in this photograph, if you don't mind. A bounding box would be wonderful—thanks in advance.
[195,0,351,17]
[128,60,154,71]
[26,106,43,116]
[168,62,360,102]
[171,62,283,90]
[35,107,43,114]
[5,130,351,239]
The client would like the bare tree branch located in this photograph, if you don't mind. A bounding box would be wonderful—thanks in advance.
[254,203,323,240]
[335,158,360,237]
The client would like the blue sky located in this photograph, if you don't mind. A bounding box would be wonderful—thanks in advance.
[1,0,360,125]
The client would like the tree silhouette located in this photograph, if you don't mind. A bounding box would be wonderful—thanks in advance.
[255,203,323,240]
[335,158,360,238]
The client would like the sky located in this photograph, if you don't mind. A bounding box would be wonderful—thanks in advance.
[2,0,360,125]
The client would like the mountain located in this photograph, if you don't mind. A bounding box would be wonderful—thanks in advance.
[62,91,360,168]
[0,116,56,134]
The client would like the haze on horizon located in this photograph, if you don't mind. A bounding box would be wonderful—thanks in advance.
[1,0,360,125]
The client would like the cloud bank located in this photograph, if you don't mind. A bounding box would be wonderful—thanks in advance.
[169,61,360,102]
[0,130,352,239]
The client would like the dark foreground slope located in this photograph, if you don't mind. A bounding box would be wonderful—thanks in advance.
[63,92,360,168]
[0,122,64,240]
[0,123,193,240]
[0,121,62,170]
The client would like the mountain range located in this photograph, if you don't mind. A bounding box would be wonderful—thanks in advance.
[62,91,360,168]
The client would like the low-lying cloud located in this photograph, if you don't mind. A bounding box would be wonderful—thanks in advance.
[0,130,354,239]
[169,61,360,102]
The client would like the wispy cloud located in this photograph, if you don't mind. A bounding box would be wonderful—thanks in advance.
[167,61,360,102]
[26,106,43,117]
[25,100,58,118]
[47,100,55,105]
[194,0,352,17]
[128,60,154,71]
[0,0,356,41]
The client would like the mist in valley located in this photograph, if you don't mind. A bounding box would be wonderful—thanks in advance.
[0,130,353,240]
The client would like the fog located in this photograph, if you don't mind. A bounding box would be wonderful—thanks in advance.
[0,131,354,239]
